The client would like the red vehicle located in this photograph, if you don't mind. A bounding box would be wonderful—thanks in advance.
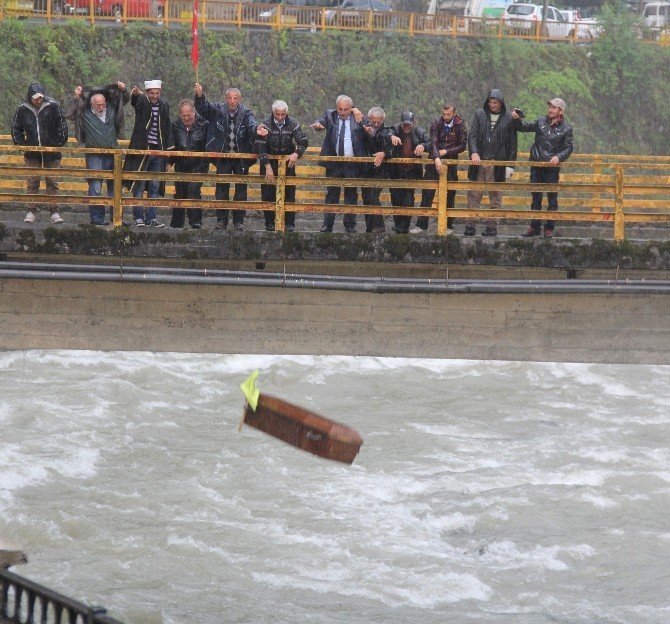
[34,0,163,18]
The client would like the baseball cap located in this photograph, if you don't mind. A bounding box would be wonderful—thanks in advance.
[400,111,415,124]
[547,97,566,111]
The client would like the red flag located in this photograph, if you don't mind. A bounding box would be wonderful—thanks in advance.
[191,0,199,71]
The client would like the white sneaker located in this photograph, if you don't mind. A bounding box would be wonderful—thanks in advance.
[409,226,426,234]
[446,228,453,235]
[50,212,64,224]
[135,218,146,227]
[24,211,36,223]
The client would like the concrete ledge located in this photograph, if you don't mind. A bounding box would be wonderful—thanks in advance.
[1,265,667,364]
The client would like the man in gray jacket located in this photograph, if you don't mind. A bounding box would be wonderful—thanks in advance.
[513,97,574,238]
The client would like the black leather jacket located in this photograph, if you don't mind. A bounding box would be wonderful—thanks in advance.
[11,82,68,163]
[363,123,393,177]
[256,114,308,168]
[169,116,209,173]
[388,123,431,179]
[517,116,574,163]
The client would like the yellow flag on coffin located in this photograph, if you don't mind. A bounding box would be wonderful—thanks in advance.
[240,370,260,411]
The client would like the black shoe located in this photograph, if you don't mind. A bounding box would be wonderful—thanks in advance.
[320,225,332,233]
[522,227,541,238]
[265,224,275,232]
[286,224,295,232]
[481,226,497,237]
[90,221,109,226]
[464,225,476,237]
[234,223,244,231]
[215,221,228,230]
[345,227,356,233]
[191,223,202,229]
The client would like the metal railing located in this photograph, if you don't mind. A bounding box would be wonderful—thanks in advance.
[1,141,670,240]
[0,569,124,624]
[2,0,669,46]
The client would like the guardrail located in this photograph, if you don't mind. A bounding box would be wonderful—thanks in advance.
[2,141,670,240]
[2,0,669,46]
[0,568,124,624]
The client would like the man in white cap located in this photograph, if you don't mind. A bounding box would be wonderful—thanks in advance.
[513,97,573,238]
[122,79,173,227]
[11,82,69,224]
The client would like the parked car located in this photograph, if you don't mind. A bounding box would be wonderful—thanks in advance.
[324,0,393,27]
[643,2,670,28]
[33,0,163,17]
[259,0,317,26]
[503,3,570,37]
[559,8,601,39]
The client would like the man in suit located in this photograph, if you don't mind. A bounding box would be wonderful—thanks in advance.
[310,95,366,233]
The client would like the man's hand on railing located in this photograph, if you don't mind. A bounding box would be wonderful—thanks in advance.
[434,157,443,174]
[471,153,481,165]
[194,82,203,97]
[287,152,299,168]
[373,151,385,167]
[265,163,275,183]
[549,156,560,166]
[414,144,425,156]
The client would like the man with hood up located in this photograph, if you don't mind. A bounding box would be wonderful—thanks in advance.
[65,81,130,225]
[465,88,518,237]
[11,82,69,224]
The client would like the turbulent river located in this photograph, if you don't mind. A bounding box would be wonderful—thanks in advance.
[1,351,669,624]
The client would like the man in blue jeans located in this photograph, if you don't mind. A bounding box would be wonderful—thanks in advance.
[66,82,130,225]
[123,79,173,227]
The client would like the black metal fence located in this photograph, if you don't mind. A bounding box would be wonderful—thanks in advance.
[0,569,124,624]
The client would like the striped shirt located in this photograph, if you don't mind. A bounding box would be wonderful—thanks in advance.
[147,103,160,145]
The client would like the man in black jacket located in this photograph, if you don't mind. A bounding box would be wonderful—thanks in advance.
[361,106,393,234]
[65,81,130,225]
[256,100,308,232]
[388,111,430,234]
[466,89,518,237]
[514,98,574,238]
[194,84,264,231]
[123,79,173,227]
[168,100,209,230]
[310,95,367,233]
[11,82,69,224]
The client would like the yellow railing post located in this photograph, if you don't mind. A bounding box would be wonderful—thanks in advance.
[237,1,242,28]
[275,157,286,232]
[436,167,447,236]
[408,12,414,36]
[46,0,52,22]
[613,164,624,241]
[163,0,169,27]
[89,0,95,24]
[113,151,123,227]
[276,3,282,29]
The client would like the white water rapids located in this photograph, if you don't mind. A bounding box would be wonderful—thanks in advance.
[1,351,669,623]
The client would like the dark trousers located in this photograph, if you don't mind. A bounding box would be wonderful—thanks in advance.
[530,166,560,230]
[323,165,358,231]
[262,164,296,229]
[362,170,385,232]
[390,185,415,233]
[215,157,247,225]
[171,179,203,228]
[417,163,457,230]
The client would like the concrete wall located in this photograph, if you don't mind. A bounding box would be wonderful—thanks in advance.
[1,276,668,364]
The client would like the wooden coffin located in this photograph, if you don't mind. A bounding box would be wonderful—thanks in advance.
[242,394,363,464]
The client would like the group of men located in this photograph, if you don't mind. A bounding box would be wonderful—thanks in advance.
[10,81,573,237]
